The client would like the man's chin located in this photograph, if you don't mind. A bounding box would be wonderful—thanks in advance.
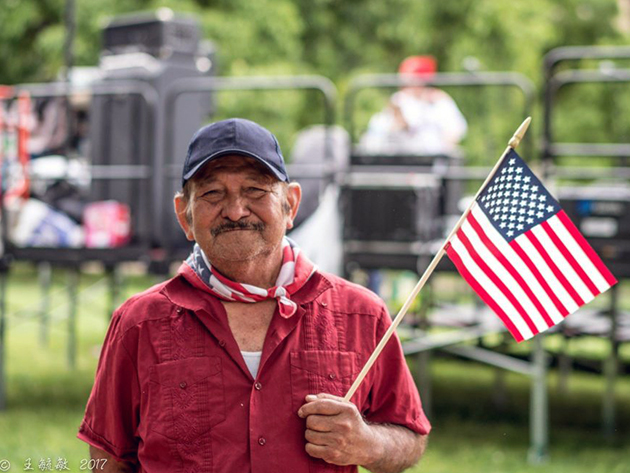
[206,234,268,261]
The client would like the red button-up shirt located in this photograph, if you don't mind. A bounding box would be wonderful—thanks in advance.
[78,268,430,473]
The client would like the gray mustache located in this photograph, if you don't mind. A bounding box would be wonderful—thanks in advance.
[211,221,265,237]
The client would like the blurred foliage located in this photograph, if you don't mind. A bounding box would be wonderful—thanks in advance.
[0,0,629,162]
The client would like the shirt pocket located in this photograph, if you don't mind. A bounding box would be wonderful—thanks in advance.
[290,350,359,413]
[147,356,226,442]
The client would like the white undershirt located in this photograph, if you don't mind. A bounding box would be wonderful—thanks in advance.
[241,351,263,378]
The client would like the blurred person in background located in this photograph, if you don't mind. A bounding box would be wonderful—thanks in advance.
[78,118,430,473]
[360,55,467,155]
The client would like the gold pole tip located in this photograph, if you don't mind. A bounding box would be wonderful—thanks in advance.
[508,116,532,149]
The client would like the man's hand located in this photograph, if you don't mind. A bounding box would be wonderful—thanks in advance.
[297,393,428,473]
[297,393,380,466]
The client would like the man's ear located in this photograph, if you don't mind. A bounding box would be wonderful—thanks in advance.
[285,182,302,230]
[174,194,195,241]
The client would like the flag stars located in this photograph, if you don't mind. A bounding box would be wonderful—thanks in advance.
[484,156,560,239]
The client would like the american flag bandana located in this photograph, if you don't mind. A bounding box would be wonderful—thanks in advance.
[182,237,316,318]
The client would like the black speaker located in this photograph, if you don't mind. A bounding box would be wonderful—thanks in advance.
[103,10,200,59]
[90,11,214,253]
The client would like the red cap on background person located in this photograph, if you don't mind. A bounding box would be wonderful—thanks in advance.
[398,55,437,77]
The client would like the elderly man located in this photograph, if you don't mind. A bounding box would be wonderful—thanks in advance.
[78,118,430,473]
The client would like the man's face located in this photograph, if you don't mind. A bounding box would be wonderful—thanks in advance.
[175,155,301,264]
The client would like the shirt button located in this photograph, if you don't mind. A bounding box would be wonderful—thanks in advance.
[254,382,262,390]
[328,373,336,380]
[321,302,328,307]
[219,340,226,347]
[258,437,266,446]
[176,307,183,314]
[179,382,187,389]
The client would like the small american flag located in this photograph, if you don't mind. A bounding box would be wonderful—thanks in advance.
[446,149,617,342]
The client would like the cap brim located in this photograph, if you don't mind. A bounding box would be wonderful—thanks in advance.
[182,149,288,186]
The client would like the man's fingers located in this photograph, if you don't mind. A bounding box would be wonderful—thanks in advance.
[304,442,327,460]
[298,396,348,418]
[311,393,344,402]
[305,414,333,432]
[304,428,331,446]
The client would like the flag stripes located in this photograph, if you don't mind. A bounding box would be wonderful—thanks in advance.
[447,238,527,342]
[471,206,566,324]
[540,220,599,297]
[457,227,539,335]
[556,211,617,287]
[525,229,586,307]
[467,211,554,329]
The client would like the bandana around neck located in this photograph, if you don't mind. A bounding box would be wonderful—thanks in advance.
[182,237,316,318]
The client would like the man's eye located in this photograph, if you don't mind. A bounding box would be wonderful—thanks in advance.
[202,190,221,197]
[246,187,267,195]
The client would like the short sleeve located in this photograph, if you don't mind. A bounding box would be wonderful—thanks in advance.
[77,309,140,463]
[362,307,431,435]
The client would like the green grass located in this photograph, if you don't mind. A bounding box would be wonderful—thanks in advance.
[0,264,629,472]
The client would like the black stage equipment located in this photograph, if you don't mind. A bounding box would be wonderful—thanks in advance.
[558,185,630,278]
[90,10,215,254]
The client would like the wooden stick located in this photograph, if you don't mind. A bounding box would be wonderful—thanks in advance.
[343,117,532,402]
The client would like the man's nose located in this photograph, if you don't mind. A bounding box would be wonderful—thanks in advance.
[221,194,251,221]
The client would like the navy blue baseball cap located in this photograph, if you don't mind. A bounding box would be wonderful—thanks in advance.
[182,118,289,187]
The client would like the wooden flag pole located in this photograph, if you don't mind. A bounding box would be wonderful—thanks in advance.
[343,117,532,402]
